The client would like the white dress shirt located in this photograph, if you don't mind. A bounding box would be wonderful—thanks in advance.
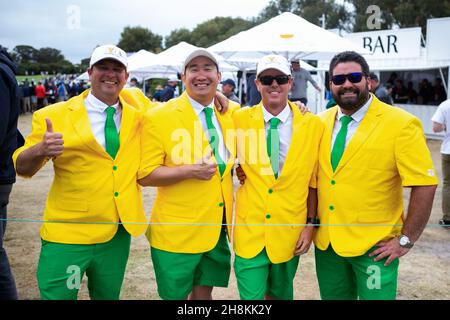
[331,95,372,150]
[262,104,293,176]
[84,92,122,151]
[188,95,229,163]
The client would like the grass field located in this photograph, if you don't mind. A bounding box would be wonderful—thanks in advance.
[16,75,47,83]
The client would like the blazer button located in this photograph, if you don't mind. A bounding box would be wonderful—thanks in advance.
[266,214,271,219]
[219,202,224,207]
[114,192,119,197]
[329,205,334,211]
[268,189,273,194]
[113,166,118,171]
[331,180,335,185]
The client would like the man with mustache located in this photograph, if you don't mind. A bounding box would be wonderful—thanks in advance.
[314,51,438,299]
[12,45,152,299]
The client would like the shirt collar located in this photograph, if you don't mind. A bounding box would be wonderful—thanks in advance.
[262,103,291,124]
[87,91,120,113]
[337,94,372,123]
[187,94,215,117]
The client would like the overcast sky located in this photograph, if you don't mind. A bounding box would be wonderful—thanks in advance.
[1,0,271,63]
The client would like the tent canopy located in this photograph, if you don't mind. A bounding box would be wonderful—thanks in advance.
[132,41,237,76]
[209,12,368,61]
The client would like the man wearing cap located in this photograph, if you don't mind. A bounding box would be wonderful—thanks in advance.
[232,54,323,299]
[159,75,180,102]
[314,51,437,299]
[138,48,240,300]
[289,59,321,105]
[368,72,393,105]
[12,44,152,299]
[221,79,240,103]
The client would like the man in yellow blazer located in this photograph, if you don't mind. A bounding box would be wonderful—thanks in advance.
[12,45,152,299]
[138,48,239,300]
[314,51,438,299]
[232,54,323,300]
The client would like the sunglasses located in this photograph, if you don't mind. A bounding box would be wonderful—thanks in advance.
[258,75,290,86]
[331,72,365,85]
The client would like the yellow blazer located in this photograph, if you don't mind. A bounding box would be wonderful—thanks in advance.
[314,95,438,257]
[12,89,152,244]
[232,102,324,263]
[140,92,239,253]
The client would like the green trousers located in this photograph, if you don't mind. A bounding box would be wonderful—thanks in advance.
[37,225,131,300]
[315,245,399,300]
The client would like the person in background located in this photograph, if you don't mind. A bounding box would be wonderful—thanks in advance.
[159,75,180,102]
[432,99,450,229]
[289,59,321,105]
[0,45,24,300]
[35,82,46,110]
[246,73,261,106]
[221,78,240,103]
[368,72,393,105]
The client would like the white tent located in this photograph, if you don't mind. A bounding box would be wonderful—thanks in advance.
[132,41,238,76]
[209,12,367,109]
[209,12,368,61]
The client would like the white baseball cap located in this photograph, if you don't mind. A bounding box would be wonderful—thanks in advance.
[182,48,219,73]
[256,54,291,77]
[89,44,128,68]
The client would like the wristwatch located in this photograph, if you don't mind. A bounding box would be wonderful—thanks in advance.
[398,234,414,248]
[306,217,320,228]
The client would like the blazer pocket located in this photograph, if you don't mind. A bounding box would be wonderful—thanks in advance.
[357,209,392,223]
[55,199,89,212]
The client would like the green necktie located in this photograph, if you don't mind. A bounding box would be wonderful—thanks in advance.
[331,115,353,172]
[105,106,120,159]
[267,117,281,179]
[203,107,226,176]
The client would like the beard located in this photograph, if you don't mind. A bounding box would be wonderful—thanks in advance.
[333,84,369,111]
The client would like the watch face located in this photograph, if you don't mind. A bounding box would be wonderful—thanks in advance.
[399,236,408,245]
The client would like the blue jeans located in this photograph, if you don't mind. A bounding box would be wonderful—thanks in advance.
[0,184,17,300]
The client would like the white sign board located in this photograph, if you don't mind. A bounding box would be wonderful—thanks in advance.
[344,28,422,59]
[427,17,450,61]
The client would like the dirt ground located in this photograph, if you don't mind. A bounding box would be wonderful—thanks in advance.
[4,113,450,300]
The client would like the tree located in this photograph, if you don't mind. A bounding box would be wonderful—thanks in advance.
[12,45,38,64]
[35,47,65,64]
[117,26,163,53]
[350,0,450,33]
[164,28,193,49]
[189,17,255,48]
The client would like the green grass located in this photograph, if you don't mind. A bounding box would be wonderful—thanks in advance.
[16,75,46,83]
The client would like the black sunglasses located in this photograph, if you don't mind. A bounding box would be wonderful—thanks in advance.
[258,75,290,86]
[331,72,365,85]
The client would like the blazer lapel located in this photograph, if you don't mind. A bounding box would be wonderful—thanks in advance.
[320,107,337,177]
[215,106,236,177]
[333,99,383,174]
[176,92,210,162]
[279,101,306,178]
[250,104,276,184]
[67,91,108,157]
[117,96,136,152]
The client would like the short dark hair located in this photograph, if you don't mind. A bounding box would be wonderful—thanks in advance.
[368,72,378,81]
[329,51,370,77]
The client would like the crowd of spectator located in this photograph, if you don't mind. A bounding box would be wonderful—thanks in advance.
[17,75,90,114]
[386,73,447,105]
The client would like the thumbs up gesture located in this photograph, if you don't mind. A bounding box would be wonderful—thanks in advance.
[40,118,64,157]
